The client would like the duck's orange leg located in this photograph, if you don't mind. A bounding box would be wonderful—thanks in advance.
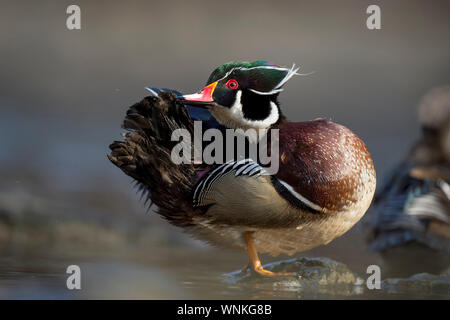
[244,231,294,277]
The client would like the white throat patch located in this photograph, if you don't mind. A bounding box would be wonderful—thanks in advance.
[210,91,279,130]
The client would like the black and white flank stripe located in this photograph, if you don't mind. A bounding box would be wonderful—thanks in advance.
[192,158,323,214]
[193,159,267,207]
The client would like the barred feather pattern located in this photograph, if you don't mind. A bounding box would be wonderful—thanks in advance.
[193,159,267,207]
[108,92,197,227]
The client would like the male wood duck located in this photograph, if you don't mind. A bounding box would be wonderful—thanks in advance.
[367,85,450,256]
[109,61,376,276]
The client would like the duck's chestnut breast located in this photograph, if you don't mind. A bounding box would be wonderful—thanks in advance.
[275,119,376,212]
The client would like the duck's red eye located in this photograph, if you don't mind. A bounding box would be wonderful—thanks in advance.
[225,79,239,90]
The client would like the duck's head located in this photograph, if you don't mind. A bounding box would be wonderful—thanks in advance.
[418,84,450,163]
[180,61,299,130]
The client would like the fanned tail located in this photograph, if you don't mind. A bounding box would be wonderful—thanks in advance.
[108,92,196,226]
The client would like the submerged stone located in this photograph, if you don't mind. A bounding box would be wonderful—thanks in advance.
[224,257,365,298]
[224,257,450,299]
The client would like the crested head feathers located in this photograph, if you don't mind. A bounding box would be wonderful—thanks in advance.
[206,60,301,94]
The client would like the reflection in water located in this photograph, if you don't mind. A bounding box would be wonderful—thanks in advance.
[1,251,449,299]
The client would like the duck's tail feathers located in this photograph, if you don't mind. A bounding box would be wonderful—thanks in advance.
[108,92,196,226]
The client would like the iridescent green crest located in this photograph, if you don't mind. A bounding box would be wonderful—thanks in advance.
[206,60,299,94]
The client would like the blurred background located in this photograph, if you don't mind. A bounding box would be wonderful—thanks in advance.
[0,0,449,299]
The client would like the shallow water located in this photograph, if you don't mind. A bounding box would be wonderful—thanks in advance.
[0,238,449,299]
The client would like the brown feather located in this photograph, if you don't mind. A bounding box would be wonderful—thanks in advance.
[108,92,197,227]
[275,119,376,212]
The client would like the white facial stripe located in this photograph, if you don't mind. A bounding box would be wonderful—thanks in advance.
[249,88,284,95]
[214,65,296,86]
[278,179,324,212]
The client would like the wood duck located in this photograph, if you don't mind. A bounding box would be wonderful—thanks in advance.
[367,85,450,255]
[109,61,376,276]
